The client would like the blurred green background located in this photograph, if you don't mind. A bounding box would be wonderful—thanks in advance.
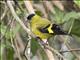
[0,0,80,60]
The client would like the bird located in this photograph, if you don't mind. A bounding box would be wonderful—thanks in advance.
[27,13,67,43]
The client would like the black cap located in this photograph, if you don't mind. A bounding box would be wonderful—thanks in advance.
[27,14,35,20]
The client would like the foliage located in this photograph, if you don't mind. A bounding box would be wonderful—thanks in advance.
[74,0,80,7]
[0,0,80,60]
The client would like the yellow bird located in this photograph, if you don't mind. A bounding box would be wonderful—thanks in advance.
[27,14,67,43]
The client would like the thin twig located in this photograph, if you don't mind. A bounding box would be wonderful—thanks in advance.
[23,40,29,60]
[60,48,80,53]
[0,17,13,40]
[66,43,80,60]
[6,1,35,38]
[1,4,8,21]
[44,44,67,60]
[14,38,22,60]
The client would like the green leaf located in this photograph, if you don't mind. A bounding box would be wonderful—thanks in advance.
[0,23,11,39]
[1,22,20,40]
[74,0,80,7]
[53,7,65,24]
[6,47,14,60]
[39,48,48,60]
[71,20,80,37]
[63,12,80,22]
[0,44,5,60]
[31,38,40,56]
[0,42,14,60]
[64,20,80,37]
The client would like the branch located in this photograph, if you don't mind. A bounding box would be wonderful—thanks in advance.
[44,48,55,60]
[24,1,35,14]
[60,48,80,53]
[44,45,67,60]
[6,1,35,60]
[1,2,8,21]
[6,1,35,38]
